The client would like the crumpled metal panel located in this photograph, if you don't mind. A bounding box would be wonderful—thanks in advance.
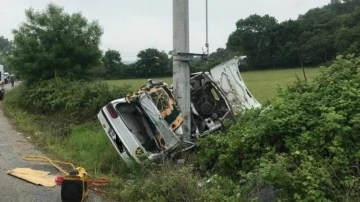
[138,92,180,150]
[210,57,261,111]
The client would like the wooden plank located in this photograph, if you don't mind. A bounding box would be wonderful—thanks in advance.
[7,168,57,187]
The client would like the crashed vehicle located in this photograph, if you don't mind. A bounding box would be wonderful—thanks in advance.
[97,57,261,164]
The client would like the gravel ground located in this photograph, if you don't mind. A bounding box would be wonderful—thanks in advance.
[0,83,106,202]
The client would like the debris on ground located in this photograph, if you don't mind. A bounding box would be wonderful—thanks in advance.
[7,167,57,187]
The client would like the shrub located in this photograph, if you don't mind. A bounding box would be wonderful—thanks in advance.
[16,78,130,121]
[118,165,243,202]
[196,55,360,201]
[6,78,130,136]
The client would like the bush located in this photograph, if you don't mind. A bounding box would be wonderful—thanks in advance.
[117,165,243,202]
[6,78,130,136]
[18,78,129,120]
[196,55,360,201]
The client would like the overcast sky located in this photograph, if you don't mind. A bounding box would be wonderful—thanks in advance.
[0,0,329,61]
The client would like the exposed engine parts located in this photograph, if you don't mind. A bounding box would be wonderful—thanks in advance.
[191,75,228,118]
[190,73,231,135]
[200,102,213,116]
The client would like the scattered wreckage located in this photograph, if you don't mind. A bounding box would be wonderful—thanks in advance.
[97,57,261,165]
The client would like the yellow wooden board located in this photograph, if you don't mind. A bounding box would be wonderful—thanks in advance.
[7,168,57,187]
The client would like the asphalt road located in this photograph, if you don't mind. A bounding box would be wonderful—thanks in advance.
[0,83,106,202]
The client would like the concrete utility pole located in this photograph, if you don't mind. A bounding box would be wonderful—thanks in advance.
[173,0,191,141]
[205,0,209,55]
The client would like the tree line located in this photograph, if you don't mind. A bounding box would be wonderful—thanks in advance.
[0,0,360,82]
[226,0,360,69]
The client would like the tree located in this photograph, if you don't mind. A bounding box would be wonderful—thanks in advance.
[208,48,233,61]
[102,49,123,78]
[330,0,341,4]
[224,0,360,70]
[0,36,12,57]
[298,30,335,65]
[135,48,170,78]
[0,36,13,68]
[334,6,360,56]
[227,14,279,69]
[270,20,302,68]
[9,3,103,84]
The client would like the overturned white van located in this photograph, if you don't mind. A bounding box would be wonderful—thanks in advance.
[97,57,261,165]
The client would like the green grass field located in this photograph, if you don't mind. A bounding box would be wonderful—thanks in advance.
[105,67,321,103]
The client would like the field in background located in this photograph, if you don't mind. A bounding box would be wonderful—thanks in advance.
[105,67,321,103]
[241,67,320,103]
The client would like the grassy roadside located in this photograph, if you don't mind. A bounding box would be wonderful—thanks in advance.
[1,88,131,200]
[1,87,210,201]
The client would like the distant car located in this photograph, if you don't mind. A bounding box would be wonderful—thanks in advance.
[97,57,261,165]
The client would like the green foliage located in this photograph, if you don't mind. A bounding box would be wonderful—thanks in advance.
[196,175,243,202]
[189,59,221,73]
[47,123,136,176]
[226,1,360,69]
[96,48,172,79]
[197,55,360,201]
[118,166,243,202]
[119,166,200,202]
[2,86,44,135]
[188,48,238,73]
[0,36,13,68]
[135,48,171,78]
[9,78,130,125]
[9,3,103,84]
[227,14,278,69]
[0,36,12,56]
[101,49,124,79]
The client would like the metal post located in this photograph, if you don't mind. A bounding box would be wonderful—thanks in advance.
[205,0,209,55]
[173,0,191,141]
